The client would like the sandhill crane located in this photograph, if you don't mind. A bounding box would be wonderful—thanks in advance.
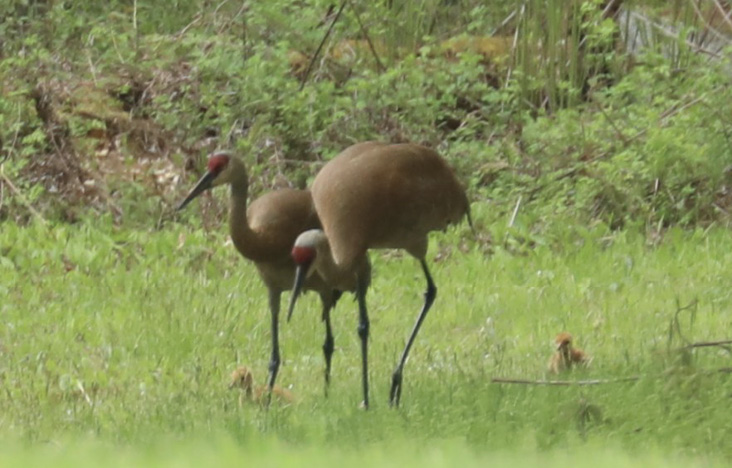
[287,142,471,408]
[177,151,342,398]
[548,332,590,374]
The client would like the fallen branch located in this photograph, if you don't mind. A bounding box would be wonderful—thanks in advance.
[491,376,640,386]
[685,339,732,354]
[687,339,732,348]
[492,367,732,386]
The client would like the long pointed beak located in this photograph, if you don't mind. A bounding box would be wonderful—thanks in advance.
[287,264,309,322]
[177,171,217,211]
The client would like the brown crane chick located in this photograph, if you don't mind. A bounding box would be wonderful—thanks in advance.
[229,366,296,406]
[548,332,590,374]
[287,142,472,408]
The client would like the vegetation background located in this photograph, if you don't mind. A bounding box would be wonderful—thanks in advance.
[2,0,732,466]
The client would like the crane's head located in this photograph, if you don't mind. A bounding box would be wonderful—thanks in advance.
[228,366,254,394]
[177,152,236,211]
[555,332,574,364]
[555,332,573,350]
[287,230,327,322]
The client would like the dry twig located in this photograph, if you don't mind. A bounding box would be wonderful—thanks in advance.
[299,0,348,91]
[350,2,385,72]
[686,339,732,349]
[0,164,48,226]
[491,376,639,386]
[493,366,732,386]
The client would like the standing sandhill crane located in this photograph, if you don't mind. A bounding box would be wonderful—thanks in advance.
[548,332,590,374]
[287,142,471,408]
[177,151,342,398]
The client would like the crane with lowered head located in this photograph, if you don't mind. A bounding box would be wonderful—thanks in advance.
[287,141,471,408]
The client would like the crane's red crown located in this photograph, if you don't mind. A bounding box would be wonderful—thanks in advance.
[292,246,315,265]
[207,153,230,175]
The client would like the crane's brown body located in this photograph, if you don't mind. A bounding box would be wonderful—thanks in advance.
[238,188,320,286]
[177,154,340,398]
[288,142,471,408]
[312,142,469,272]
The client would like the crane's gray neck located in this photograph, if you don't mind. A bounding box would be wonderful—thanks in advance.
[227,159,254,244]
[229,158,249,200]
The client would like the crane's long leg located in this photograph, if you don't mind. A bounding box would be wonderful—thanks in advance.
[266,289,281,405]
[320,290,342,396]
[321,300,335,395]
[356,274,370,409]
[390,259,436,407]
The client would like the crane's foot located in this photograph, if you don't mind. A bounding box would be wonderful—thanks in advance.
[359,400,369,410]
[389,369,403,407]
[265,357,280,408]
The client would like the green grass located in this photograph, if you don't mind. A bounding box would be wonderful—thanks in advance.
[1,219,731,466]
[0,437,723,468]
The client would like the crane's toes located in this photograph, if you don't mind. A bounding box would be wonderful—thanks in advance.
[389,370,403,407]
[359,400,369,410]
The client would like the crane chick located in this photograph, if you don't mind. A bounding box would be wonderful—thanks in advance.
[229,366,296,406]
[548,332,590,374]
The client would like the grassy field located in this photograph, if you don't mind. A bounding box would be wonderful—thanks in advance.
[1,216,731,466]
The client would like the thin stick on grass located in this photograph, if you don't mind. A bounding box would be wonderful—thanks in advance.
[350,1,385,72]
[493,367,732,386]
[712,0,732,30]
[490,9,517,36]
[686,339,732,348]
[0,164,47,226]
[508,195,522,228]
[684,339,732,354]
[491,376,640,386]
[175,14,203,39]
[299,0,348,91]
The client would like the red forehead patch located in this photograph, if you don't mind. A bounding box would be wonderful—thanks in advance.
[292,246,316,265]
[207,153,230,174]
